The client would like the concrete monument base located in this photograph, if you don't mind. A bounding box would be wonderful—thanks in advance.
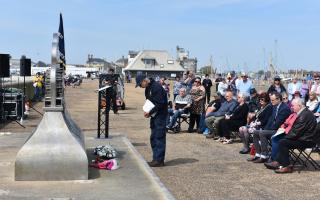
[15,111,88,181]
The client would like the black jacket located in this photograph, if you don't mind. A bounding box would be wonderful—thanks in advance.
[285,108,317,143]
[264,102,291,130]
[256,104,273,129]
[230,103,249,125]
[145,78,168,116]
[267,84,287,95]
[202,78,212,90]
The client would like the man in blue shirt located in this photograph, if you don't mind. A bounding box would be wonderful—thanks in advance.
[205,91,238,139]
[235,72,253,97]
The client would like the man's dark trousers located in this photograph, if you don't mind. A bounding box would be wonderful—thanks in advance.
[205,88,211,104]
[150,113,167,162]
[276,139,315,167]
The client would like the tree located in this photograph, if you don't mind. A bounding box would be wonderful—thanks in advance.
[36,61,47,67]
[200,66,211,75]
[257,70,265,76]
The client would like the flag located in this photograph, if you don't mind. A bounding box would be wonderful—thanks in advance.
[58,13,66,69]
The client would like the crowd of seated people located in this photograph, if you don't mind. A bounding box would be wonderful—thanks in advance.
[163,72,320,173]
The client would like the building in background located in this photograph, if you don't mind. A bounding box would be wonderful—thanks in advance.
[115,56,128,75]
[124,50,185,79]
[86,54,118,73]
[176,46,197,73]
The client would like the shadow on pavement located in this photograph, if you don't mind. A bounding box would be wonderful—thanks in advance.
[165,158,199,166]
[86,148,101,179]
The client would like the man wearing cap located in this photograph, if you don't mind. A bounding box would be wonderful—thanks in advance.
[235,72,253,97]
[136,74,168,167]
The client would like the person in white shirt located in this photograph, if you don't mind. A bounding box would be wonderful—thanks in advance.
[287,78,302,101]
[218,78,228,97]
[235,72,253,97]
[306,92,319,112]
[310,76,320,100]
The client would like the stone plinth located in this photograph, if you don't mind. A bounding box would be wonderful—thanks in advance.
[15,111,88,181]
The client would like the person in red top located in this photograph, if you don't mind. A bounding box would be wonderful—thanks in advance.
[265,98,318,173]
[267,112,298,163]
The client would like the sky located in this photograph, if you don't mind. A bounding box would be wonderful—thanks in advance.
[1,0,320,72]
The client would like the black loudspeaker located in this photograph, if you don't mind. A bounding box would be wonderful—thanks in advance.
[20,57,31,76]
[0,54,10,77]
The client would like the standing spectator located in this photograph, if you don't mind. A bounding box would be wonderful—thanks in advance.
[159,77,170,99]
[173,76,183,100]
[300,78,309,102]
[188,77,206,133]
[202,74,213,104]
[236,72,253,97]
[267,76,287,95]
[41,72,46,98]
[226,73,237,95]
[287,77,302,101]
[136,75,168,167]
[310,76,320,100]
[306,92,319,112]
[32,72,44,102]
[105,68,119,114]
[214,74,223,92]
[217,78,228,101]
[183,70,195,93]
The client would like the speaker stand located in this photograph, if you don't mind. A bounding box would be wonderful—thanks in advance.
[10,75,25,128]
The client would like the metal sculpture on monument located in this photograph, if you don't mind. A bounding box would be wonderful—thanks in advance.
[15,14,88,181]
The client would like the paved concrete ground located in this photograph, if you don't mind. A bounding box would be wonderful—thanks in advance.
[2,79,320,200]
[0,131,173,200]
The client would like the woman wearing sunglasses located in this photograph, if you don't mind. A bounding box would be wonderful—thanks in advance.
[188,77,205,133]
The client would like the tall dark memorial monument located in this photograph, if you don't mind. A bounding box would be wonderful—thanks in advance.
[15,14,88,181]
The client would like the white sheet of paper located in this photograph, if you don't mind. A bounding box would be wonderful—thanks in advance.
[143,99,157,117]
[143,99,155,113]
[272,128,285,138]
[96,85,111,92]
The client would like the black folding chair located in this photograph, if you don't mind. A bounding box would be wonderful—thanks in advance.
[290,146,320,171]
[173,113,190,133]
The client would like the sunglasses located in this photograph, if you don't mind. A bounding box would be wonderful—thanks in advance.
[194,80,200,83]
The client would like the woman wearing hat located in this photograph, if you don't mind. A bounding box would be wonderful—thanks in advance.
[267,76,287,95]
